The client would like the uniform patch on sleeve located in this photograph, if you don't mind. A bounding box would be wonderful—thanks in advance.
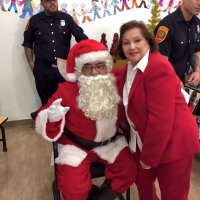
[25,21,30,31]
[155,26,169,43]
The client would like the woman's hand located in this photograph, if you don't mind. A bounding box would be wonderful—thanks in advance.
[187,71,200,86]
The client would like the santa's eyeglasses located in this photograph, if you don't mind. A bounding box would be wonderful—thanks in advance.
[82,62,106,74]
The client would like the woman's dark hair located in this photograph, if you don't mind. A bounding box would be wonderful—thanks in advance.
[117,20,158,59]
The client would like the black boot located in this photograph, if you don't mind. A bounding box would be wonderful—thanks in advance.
[91,181,120,200]
[30,110,38,120]
[87,185,101,200]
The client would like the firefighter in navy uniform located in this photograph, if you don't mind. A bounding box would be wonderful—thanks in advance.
[154,0,200,86]
[22,0,88,118]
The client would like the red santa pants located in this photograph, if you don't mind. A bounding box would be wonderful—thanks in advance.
[135,154,194,200]
[57,147,136,200]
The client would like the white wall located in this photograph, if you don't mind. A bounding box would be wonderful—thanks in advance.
[0,13,41,121]
[0,0,176,121]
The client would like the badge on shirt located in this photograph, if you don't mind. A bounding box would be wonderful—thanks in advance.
[155,26,169,43]
[60,20,65,26]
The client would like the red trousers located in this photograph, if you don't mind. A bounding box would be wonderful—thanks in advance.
[57,147,136,200]
[135,153,194,200]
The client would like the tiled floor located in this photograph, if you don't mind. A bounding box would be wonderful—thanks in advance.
[0,124,199,200]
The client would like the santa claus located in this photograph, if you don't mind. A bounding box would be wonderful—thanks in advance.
[35,39,136,200]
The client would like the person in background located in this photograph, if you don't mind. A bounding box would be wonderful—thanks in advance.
[35,39,136,200]
[154,0,200,86]
[22,0,88,119]
[116,20,200,200]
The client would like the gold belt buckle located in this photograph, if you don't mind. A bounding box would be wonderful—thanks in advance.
[100,138,111,146]
[100,140,106,146]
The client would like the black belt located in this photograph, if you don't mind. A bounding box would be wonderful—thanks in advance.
[64,128,125,150]
[35,58,57,68]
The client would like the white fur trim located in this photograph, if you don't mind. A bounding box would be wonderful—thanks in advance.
[95,114,117,142]
[75,51,113,74]
[57,58,77,82]
[181,88,190,104]
[93,136,128,164]
[35,109,65,142]
[55,144,87,167]
[63,73,77,82]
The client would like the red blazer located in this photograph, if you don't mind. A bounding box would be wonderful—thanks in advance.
[114,51,200,167]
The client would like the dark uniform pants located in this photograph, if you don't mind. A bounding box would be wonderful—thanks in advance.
[33,64,65,105]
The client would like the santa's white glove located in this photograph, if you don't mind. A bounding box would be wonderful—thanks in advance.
[47,98,69,122]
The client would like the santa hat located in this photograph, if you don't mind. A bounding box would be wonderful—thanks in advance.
[63,39,113,82]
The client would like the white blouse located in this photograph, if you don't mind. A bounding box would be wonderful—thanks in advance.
[123,50,150,152]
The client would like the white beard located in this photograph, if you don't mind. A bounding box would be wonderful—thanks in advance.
[77,74,120,120]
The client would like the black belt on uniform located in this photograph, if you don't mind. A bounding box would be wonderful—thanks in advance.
[64,128,125,150]
[35,58,57,68]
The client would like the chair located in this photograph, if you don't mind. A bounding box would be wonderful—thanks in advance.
[52,140,131,200]
[0,116,8,152]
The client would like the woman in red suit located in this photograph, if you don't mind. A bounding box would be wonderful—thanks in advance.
[115,20,200,200]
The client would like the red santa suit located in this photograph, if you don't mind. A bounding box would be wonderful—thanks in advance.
[35,39,136,200]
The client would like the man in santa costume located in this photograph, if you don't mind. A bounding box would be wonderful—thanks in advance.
[35,39,136,200]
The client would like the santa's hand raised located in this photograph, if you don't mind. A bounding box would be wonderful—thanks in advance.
[47,98,69,122]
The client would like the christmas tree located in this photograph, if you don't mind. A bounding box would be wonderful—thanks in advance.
[110,33,119,62]
[147,0,161,34]
[100,33,108,49]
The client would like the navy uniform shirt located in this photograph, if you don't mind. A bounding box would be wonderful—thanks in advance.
[22,11,88,64]
[154,8,200,82]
